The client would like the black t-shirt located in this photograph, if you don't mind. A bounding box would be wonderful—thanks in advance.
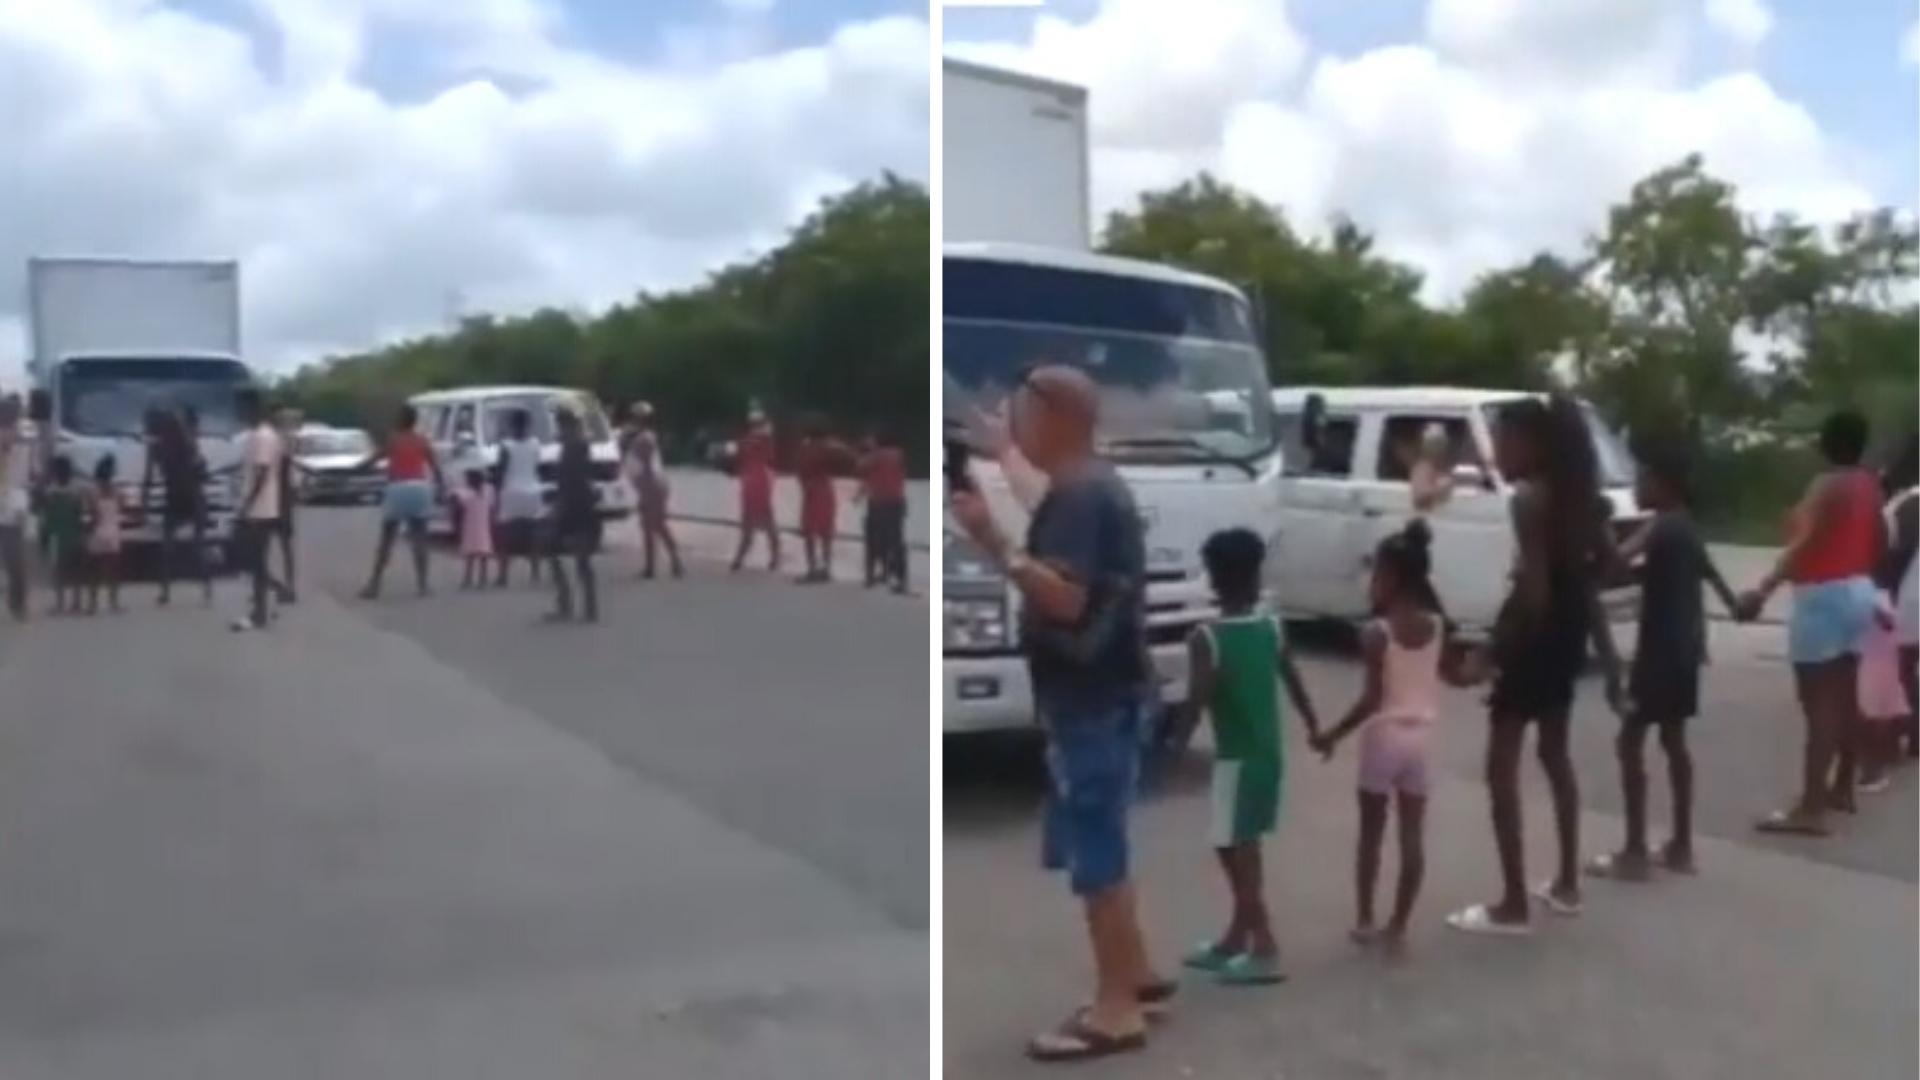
[554,439,596,524]
[1636,512,1707,671]
[1022,460,1148,715]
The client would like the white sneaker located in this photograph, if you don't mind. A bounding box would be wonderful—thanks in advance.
[231,616,262,633]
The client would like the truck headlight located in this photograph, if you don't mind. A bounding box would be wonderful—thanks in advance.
[945,596,1009,650]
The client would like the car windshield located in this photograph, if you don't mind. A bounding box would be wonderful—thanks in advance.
[59,357,251,439]
[478,394,612,444]
[296,430,371,457]
[1480,400,1633,489]
[942,257,1275,463]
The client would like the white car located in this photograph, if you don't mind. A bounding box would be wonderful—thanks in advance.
[1268,386,1646,633]
[292,425,380,504]
[408,386,633,534]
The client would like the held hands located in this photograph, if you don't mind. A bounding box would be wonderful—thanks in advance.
[1734,590,1767,623]
[1309,731,1338,761]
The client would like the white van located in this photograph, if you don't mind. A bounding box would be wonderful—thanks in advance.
[408,386,632,533]
[1268,387,1644,632]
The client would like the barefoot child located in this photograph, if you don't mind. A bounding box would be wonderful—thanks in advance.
[1315,521,1485,946]
[38,456,85,616]
[86,455,124,614]
[456,468,495,590]
[1174,527,1324,983]
[1589,442,1743,879]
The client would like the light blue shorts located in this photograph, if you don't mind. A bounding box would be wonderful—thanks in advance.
[382,481,434,524]
[1789,577,1876,665]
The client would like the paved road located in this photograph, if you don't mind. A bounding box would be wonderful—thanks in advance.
[0,506,928,1078]
[945,620,1918,1078]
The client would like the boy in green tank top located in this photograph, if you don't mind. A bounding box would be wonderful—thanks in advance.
[1173,528,1325,984]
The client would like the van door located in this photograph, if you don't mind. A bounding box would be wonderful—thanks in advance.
[1357,410,1511,631]
[1271,409,1369,617]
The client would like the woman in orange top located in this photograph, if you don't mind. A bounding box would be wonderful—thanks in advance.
[358,404,446,600]
[1742,410,1885,834]
[729,414,780,573]
[795,420,850,584]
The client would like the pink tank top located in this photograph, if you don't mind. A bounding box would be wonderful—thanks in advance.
[1373,615,1442,729]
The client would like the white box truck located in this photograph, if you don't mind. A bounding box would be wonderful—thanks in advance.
[26,257,253,553]
[941,60,1284,736]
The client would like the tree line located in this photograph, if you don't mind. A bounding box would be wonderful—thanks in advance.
[278,173,931,474]
[1101,156,1917,539]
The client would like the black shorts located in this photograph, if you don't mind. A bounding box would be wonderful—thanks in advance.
[546,514,602,556]
[1630,659,1699,725]
[275,513,294,538]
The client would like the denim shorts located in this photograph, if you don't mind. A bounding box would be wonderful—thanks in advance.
[1789,577,1876,665]
[1039,699,1143,897]
[382,481,435,524]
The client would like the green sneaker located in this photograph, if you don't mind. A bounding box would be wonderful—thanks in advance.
[1181,942,1234,973]
[1215,951,1286,985]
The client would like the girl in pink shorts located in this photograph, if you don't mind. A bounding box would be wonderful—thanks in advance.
[1316,521,1488,947]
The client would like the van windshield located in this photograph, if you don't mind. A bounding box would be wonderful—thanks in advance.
[1480,400,1633,489]
[477,394,611,444]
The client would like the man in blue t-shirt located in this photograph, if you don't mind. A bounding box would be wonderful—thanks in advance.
[950,365,1168,1063]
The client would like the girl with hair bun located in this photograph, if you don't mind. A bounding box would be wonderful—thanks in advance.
[1315,520,1489,949]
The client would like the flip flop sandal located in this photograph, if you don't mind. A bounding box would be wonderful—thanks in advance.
[1859,776,1892,795]
[1532,881,1583,916]
[1754,809,1828,836]
[1445,904,1532,937]
[1135,979,1177,1020]
[1652,839,1699,875]
[1585,851,1653,882]
[1215,952,1287,986]
[1027,1014,1147,1063]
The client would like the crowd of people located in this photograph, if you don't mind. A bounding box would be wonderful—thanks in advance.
[949,365,1917,1064]
[0,389,917,632]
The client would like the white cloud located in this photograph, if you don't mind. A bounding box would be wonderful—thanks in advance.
[1704,0,1773,51]
[1904,19,1919,66]
[950,0,1880,302]
[0,0,928,379]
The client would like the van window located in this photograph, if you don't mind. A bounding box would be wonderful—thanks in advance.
[1377,415,1477,481]
[452,403,477,441]
[1280,413,1356,478]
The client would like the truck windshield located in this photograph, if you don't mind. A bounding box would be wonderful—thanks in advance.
[59,358,252,439]
[943,256,1275,464]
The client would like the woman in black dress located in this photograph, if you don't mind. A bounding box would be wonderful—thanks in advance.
[142,407,213,607]
[546,408,601,623]
[1448,395,1628,935]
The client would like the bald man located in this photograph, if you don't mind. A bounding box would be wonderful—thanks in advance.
[950,365,1168,1062]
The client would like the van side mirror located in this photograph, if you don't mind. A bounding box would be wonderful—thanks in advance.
[1300,393,1326,454]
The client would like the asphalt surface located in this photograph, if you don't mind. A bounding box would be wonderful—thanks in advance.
[945,618,1918,1079]
[0,505,929,1079]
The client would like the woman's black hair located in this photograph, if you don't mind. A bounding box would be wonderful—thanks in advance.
[1633,433,1694,507]
[1200,527,1266,604]
[1818,409,1869,467]
[1505,393,1605,565]
[509,408,532,437]
[94,455,116,483]
[1375,519,1443,615]
[397,404,418,430]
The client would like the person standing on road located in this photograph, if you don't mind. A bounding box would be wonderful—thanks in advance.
[357,404,444,601]
[1447,395,1628,936]
[545,408,601,623]
[1172,527,1324,983]
[0,397,32,621]
[624,402,682,580]
[84,455,125,615]
[39,456,86,617]
[949,365,1170,1064]
[861,430,910,594]
[268,407,301,604]
[1878,438,1918,759]
[1315,521,1487,949]
[794,420,846,584]
[232,389,284,632]
[1741,410,1883,834]
[729,413,780,573]
[492,408,545,588]
[1586,441,1743,881]
[144,408,214,608]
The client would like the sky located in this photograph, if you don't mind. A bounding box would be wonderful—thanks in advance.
[0,0,929,379]
[945,0,1919,303]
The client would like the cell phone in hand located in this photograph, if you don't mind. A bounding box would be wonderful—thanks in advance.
[944,438,974,495]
